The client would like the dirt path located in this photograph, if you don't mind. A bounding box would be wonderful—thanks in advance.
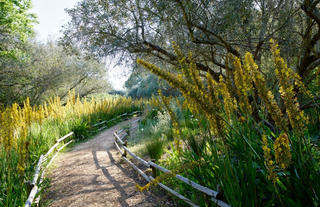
[44,117,172,207]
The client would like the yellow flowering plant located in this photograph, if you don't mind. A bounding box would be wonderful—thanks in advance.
[136,41,320,206]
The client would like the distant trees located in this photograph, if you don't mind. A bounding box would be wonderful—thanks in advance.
[61,0,320,84]
[125,69,160,98]
[0,40,110,106]
[125,70,180,98]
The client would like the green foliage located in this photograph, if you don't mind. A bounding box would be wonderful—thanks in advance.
[128,108,173,159]
[0,40,110,106]
[72,119,90,141]
[0,0,35,58]
[133,90,320,206]
[146,138,164,161]
[146,109,159,120]
[127,74,160,98]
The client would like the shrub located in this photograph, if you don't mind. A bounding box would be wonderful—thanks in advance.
[146,138,164,161]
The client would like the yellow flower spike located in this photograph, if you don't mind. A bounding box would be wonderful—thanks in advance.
[270,40,308,136]
[218,75,236,122]
[232,56,252,114]
[136,160,202,192]
[139,45,231,139]
[239,116,246,123]
[245,52,288,132]
[274,133,291,170]
[135,184,145,192]
[261,134,278,183]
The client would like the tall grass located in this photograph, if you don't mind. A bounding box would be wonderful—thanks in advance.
[146,138,164,161]
[127,107,171,162]
[0,91,143,206]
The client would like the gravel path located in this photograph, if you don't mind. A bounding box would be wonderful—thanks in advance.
[44,117,173,207]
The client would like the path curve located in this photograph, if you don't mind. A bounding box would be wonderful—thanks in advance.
[44,117,172,207]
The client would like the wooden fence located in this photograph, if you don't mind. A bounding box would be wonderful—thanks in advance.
[24,111,141,206]
[93,111,142,131]
[113,130,231,207]
[24,132,74,207]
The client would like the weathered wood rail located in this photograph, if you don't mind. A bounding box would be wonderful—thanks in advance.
[93,111,142,131]
[24,132,74,207]
[113,130,231,207]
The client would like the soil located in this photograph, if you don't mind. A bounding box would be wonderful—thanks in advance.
[43,117,175,207]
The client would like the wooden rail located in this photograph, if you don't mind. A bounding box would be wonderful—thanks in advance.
[25,132,74,207]
[93,111,142,129]
[113,130,231,207]
[148,161,219,198]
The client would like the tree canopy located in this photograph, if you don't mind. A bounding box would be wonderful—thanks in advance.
[61,0,320,83]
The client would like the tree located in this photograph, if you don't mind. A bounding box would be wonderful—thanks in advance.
[126,72,160,98]
[61,0,320,82]
[0,0,35,58]
[0,40,110,106]
[125,67,180,98]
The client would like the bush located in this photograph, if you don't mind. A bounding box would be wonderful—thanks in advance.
[146,138,164,161]
[72,119,90,141]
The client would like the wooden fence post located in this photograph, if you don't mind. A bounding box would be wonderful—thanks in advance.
[150,159,157,177]
[123,140,127,158]
[125,128,130,138]
[25,180,33,195]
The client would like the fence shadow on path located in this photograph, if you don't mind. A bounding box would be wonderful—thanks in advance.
[91,145,168,207]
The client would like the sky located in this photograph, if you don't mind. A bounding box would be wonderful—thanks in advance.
[30,0,128,91]
[30,0,79,41]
